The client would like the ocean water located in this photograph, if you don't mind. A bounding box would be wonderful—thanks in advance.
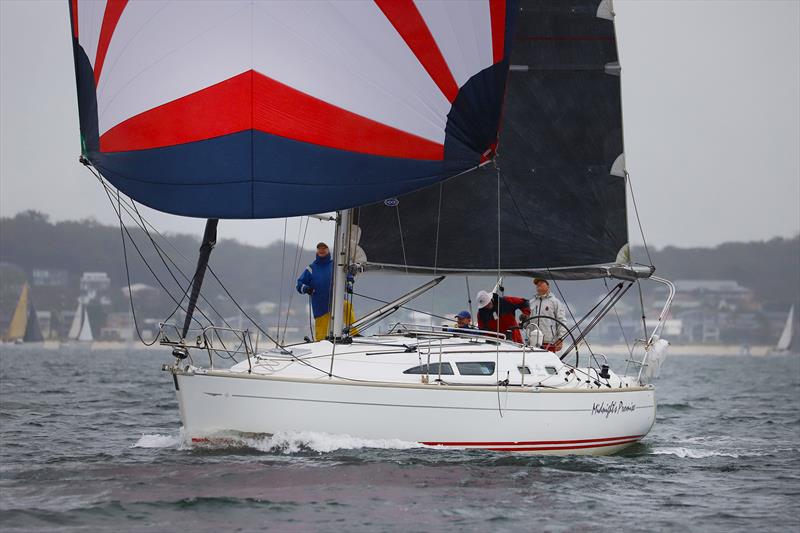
[1,346,798,532]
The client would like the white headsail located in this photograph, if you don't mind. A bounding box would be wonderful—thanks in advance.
[775,305,794,352]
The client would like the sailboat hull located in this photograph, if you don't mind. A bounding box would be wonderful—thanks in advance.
[173,371,655,455]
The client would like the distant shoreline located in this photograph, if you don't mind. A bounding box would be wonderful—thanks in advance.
[1,341,790,358]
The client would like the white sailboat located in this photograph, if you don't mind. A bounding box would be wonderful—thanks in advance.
[66,302,82,340]
[67,302,93,342]
[770,305,794,355]
[69,0,673,454]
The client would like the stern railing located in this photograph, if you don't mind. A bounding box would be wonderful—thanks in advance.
[624,276,676,383]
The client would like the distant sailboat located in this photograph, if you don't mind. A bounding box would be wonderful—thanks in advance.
[77,307,93,342]
[67,302,82,340]
[771,305,794,355]
[2,283,44,343]
[67,302,93,342]
[24,300,44,343]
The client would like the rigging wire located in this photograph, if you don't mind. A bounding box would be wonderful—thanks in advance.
[98,177,204,332]
[465,275,473,319]
[395,205,409,275]
[431,183,444,329]
[129,201,243,356]
[92,166,229,328]
[101,180,240,360]
[95,171,242,355]
[85,164,284,350]
[547,275,592,366]
[351,292,452,322]
[114,190,161,346]
[282,216,310,344]
[636,278,649,340]
[626,170,653,267]
[604,277,633,358]
[277,219,288,345]
[494,161,504,418]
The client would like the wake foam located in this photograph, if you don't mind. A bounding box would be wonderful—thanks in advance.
[651,447,741,459]
[132,433,182,449]
[196,430,423,454]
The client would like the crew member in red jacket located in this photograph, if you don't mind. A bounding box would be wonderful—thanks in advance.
[475,290,531,343]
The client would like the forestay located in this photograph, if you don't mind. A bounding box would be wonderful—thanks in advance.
[355,0,635,280]
[69,0,515,219]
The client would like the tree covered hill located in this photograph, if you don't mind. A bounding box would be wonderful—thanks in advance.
[641,238,800,310]
[1,211,798,314]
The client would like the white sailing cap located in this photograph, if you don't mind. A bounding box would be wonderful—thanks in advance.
[476,290,493,309]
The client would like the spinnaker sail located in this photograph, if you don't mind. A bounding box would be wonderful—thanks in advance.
[69,0,516,219]
[355,0,634,279]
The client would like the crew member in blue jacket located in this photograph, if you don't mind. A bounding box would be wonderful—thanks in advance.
[296,242,356,341]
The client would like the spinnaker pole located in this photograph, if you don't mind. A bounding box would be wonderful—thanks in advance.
[181,219,219,340]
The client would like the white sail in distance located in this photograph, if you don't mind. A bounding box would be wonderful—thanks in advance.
[776,305,794,352]
[67,302,83,340]
[77,307,93,342]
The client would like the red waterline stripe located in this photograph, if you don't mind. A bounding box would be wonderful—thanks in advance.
[421,434,644,447]
[190,436,641,450]
[486,438,640,452]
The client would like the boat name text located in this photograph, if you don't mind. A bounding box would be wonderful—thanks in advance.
[591,401,636,418]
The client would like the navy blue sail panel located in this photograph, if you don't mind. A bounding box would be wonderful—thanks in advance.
[89,132,466,219]
[68,1,516,219]
[355,0,630,279]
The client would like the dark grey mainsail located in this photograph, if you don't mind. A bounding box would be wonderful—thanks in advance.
[355,0,639,280]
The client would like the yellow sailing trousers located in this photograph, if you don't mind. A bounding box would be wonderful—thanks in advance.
[314,301,358,341]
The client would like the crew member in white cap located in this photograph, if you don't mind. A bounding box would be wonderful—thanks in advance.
[475,290,530,343]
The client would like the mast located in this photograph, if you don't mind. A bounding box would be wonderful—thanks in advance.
[330,209,351,340]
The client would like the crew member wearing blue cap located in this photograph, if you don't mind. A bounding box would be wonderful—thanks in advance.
[444,310,478,335]
[455,311,474,329]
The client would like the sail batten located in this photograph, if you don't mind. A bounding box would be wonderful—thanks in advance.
[69,0,517,219]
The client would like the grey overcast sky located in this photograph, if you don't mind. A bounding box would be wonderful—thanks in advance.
[1,0,798,250]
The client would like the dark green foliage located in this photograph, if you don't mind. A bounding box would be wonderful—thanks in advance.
[0,211,797,316]
[636,237,800,310]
